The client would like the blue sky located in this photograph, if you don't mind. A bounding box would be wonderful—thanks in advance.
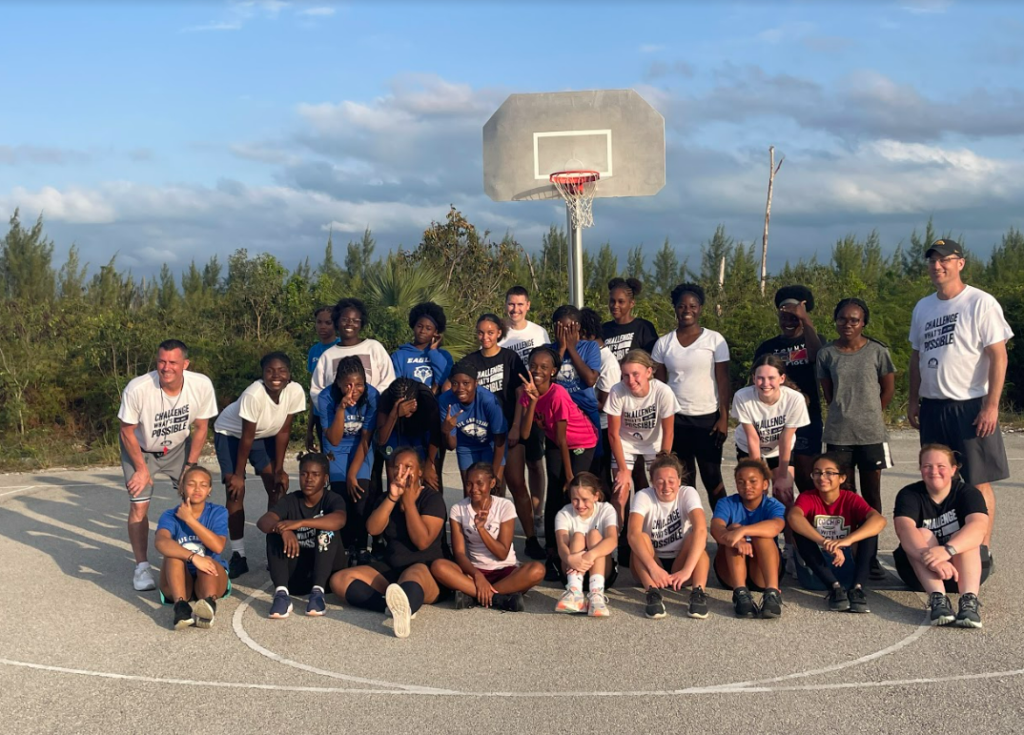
[2,0,1023,277]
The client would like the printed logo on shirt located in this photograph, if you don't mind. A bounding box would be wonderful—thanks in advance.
[343,413,365,436]
[923,510,960,543]
[623,404,658,432]
[754,415,788,453]
[558,363,581,392]
[605,333,633,361]
[927,357,939,370]
[813,515,851,541]
[509,340,534,361]
[151,404,191,439]
[477,365,505,395]
[179,536,206,558]
[297,510,326,549]
[921,313,959,353]
[650,508,683,549]
[767,344,808,366]
[412,364,433,384]
[459,419,490,441]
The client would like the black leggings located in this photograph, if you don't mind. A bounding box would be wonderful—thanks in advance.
[544,444,596,550]
[267,531,347,595]
[794,534,876,589]
[331,479,377,551]
[672,413,726,509]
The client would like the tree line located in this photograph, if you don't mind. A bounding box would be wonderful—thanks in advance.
[1,207,1021,470]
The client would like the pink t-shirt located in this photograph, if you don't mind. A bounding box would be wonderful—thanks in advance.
[519,383,597,450]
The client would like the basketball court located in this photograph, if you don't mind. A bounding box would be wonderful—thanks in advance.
[1,431,1021,733]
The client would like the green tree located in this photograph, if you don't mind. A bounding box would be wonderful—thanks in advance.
[1,209,56,303]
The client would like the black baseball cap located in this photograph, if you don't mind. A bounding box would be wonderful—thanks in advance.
[925,239,964,259]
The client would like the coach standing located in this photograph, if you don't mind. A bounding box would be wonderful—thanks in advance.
[908,239,1013,550]
[118,340,218,591]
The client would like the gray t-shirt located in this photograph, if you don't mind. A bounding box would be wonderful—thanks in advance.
[816,340,895,445]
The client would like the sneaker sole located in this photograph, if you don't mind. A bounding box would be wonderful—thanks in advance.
[588,609,610,617]
[687,608,709,620]
[760,610,781,619]
[385,584,412,639]
[269,603,293,620]
[193,599,216,629]
[956,616,983,629]
[645,609,667,620]
[848,605,870,614]
[306,607,326,617]
[829,605,852,613]
[930,614,956,626]
[174,616,195,630]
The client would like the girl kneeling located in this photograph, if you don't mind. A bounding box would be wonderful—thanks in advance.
[430,463,544,611]
[553,472,619,617]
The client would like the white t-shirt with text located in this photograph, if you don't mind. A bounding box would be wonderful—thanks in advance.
[500,321,551,364]
[651,329,730,415]
[215,380,306,439]
[449,496,518,570]
[909,285,1014,400]
[118,371,219,453]
[731,385,810,457]
[605,380,678,457]
[554,501,619,537]
[630,486,702,559]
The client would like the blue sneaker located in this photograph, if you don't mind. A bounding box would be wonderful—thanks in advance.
[269,590,293,619]
[306,588,327,617]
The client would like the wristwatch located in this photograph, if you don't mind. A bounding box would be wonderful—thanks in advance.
[943,543,957,557]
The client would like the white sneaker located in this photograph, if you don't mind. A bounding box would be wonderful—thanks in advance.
[555,588,587,614]
[133,565,156,591]
[588,590,610,617]
[385,584,412,639]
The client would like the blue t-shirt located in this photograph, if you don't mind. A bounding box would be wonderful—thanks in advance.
[319,385,379,481]
[156,503,229,571]
[712,493,786,527]
[437,386,508,458]
[550,339,602,427]
[391,343,453,390]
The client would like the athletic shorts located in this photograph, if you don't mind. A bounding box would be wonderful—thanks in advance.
[611,452,656,473]
[478,565,517,584]
[893,543,991,593]
[120,436,191,504]
[714,539,784,592]
[524,424,546,464]
[827,443,893,473]
[214,433,275,479]
[792,419,824,457]
[920,398,1010,485]
[736,450,780,471]
[656,556,675,572]
[456,446,505,471]
[159,578,232,605]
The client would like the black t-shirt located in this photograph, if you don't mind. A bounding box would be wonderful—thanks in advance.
[754,334,821,419]
[376,487,447,568]
[271,490,346,550]
[462,348,527,425]
[893,480,988,545]
[602,318,658,361]
[376,383,441,453]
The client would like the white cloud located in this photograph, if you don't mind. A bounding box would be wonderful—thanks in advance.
[181,0,292,33]
[638,44,664,53]
[757,22,815,44]
[4,185,117,224]
[900,0,953,14]
[299,6,335,16]
[181,21,243,33]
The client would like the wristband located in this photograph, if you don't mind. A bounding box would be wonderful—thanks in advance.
[187,552,196,564]
[387,494,400,503]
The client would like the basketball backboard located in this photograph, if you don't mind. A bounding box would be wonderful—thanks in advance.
[483,89,665,202]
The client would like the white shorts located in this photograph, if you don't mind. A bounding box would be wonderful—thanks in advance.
[611,453,656,473]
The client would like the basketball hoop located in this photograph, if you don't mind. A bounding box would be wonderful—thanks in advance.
[550,170,600,229]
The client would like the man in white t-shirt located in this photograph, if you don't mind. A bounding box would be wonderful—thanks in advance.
[908,239,1013,547]
[499,286,550,535]
[118,340,219,591]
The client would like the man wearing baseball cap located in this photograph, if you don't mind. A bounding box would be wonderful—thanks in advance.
[908,238,1013,552]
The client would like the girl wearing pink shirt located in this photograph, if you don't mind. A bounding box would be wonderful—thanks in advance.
[517,346,598,578]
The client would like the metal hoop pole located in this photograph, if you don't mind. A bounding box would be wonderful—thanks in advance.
[567,205,584,308]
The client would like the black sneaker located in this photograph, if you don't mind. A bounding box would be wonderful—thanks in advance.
[346,547,359,567]
[760,588,783,619]
[493,592,526,612]
[645,587,667,619]
[929,591,956,626]
[868,556,887,581]
[228,552,248,580]
[826,585,850,612]
[956,593,982,629]
[357,549,372,566]
[524,536,546,560]
[173,600,194,630]
[688,586,709,619]
[847,587,870,614]
[544,556,562,582]
[453,590,474,610]
[193,596,217,629]
[732,586,758,618]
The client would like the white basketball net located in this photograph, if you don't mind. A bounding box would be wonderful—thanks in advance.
[551,171,599,229]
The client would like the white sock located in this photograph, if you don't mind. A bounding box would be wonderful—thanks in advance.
[312,585,324,593]
[136,561,150,570]
[590,575,606,594]
[231,539,246,556]
[275,586,289,595]
[567,572,583,592]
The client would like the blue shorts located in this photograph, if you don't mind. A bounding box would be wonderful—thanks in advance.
[214,433,276,479]
[328,446,373,483]
[456,446,504,471]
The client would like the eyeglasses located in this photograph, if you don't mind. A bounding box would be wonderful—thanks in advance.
[810,470,842,479]
[927,255,963,265]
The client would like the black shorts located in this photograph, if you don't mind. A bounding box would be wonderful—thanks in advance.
[893,544,991,593]
[365,558,428,585]
[920,398,1010,485]
[656,556,675,572]
[736,449,780,471]
[827,443,893,472]
[525,424,546,464]
[792,419,823,457]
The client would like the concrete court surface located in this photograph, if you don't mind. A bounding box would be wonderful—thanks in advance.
[1,431,1022,734]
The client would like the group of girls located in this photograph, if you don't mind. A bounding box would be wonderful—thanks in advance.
[155,278,989,631]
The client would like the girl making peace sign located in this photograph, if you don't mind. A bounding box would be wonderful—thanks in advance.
[437,361,508,491]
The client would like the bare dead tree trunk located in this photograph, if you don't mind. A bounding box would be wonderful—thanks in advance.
[524,250,539,295]
[717,255,726,317]
[761,146,784,296]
